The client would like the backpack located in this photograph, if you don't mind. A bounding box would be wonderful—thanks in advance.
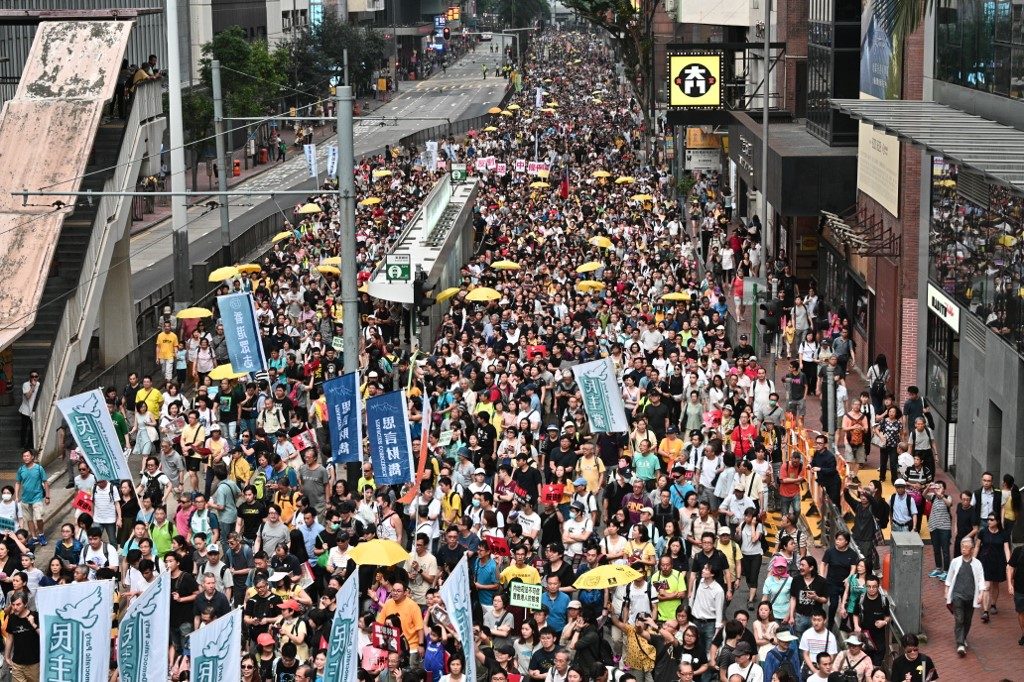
[143,472,166,506]
[837,654,868,682]
[889,493,913,520]
[598,633,615,666]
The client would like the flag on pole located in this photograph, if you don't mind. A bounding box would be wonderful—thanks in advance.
[57,389,134,483]
[216,292,268,373]
[190,609,243,682]
[399,384,431,505]
[118,572,171,682]
[323,372,363,464]
[439,556,477,682]
[38,580,115,682]
[559,173,570,199]
[366,390,415,485]
[326,144,339,179]
[323,571,360,682]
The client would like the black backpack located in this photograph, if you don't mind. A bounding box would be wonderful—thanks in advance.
[143,473,165,506]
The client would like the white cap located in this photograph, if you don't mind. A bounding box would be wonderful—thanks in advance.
[894,478,907,486]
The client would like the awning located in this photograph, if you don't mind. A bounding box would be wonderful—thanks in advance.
[831,99,1024,191]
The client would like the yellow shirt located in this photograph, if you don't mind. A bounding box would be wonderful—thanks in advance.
[156,331,178,360]
[658,437,684,466]
[500,563,541,585]
[577,456,606,493]
[229,456,253,485]
[135,387,163,419]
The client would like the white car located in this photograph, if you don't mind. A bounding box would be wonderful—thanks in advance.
[480,32,493,41]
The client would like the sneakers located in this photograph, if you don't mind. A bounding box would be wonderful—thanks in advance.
[981,610,990,623]
[938,571,948,581]
[957,645,966,657]
[929,569,942,578]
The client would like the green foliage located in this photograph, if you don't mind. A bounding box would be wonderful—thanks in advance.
[199,25,287,118]
[275,10,389,100]
[563,0,661,126]
[497,0,550,27]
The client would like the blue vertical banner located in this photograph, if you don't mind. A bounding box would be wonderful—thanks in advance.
[366,390,414,485]
[217,292,267,373]
[323,372,363,464]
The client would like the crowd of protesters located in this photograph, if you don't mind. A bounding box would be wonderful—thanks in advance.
[8,27,1013,682]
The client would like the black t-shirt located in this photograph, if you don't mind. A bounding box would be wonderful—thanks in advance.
[643,402,671,438]
[245,592,284,639]
[823,546,858,587]
[528,646,557,674]
[859,593,890,632]
[890,653,937,682]
[237,500,267,541]
[5,611,40,664]
[512,467,543,505]
[169,571,199,627]
[690,550,730,588]
[789,575,828,616]
[651,639,683,682]
[436,543,467,574]
[677,646,707,676]
[543,559,577,590]
[1009,546,1024,592]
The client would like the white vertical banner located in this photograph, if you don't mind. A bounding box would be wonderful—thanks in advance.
[439,556,477,682]
[535,86,544,108]
[118,572,170,682]
[425,140,439,171]
[304,143,318,182]
[38,580,115,682]
[326,144,339,179]
[190,609,243,682]
[323,571,360,682]
[571,358,630,433]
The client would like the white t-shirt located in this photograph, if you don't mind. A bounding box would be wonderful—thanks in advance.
[517,511,542,538]
[91,483,119,524]
[727,662,764,682]
[80,542,120,578]
[562,516,593,558]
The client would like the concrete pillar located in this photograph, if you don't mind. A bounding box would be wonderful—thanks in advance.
[888,531,924,635]
[98,232,138,364]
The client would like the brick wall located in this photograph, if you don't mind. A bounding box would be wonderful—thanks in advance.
[900,297,918,398]
[777,0,808,113]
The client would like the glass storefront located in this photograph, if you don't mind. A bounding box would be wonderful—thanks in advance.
[935,0,1024,98]
[929,159,1024,354]
[925,309,960,422]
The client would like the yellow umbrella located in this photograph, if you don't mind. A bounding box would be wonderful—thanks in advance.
[536,169,550,179]
[209,364,249,381]
[574,564,643,590]
[593,98,603,104]
[631,194,654,202]
[358,284,369,294]
[507,103,521,110]
[175,307,213,320]
[543,78,553,83]
[349,539,410,566]
[321,256,341,267]
[491,260,521,271]
[589,235,613,249]
[591,170,611,178]
[576,280,606,292]
[662,292,692,302]
[236,263,261,274]
[372,169,393,178]
[541,107,556,114]
[297,202,322,215]
[529,181,550,189]
[483,126,499,132]
[547,102,559,108]
[487,106,503,114]
[435,287,462,303]
[576,261,603,273]
[316,265,341,276]
[359,197,382,206]
[591,89,603,95]
[615,176,636,184]
[500,110,513,117]
[208,266,239,282]
[465,287,502,302]
[272,231,293,243]
[997,234,1018,248]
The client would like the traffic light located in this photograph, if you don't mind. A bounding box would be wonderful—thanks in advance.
[442,27,450,40]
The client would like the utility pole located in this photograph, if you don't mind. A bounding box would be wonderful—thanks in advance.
[338,85,359,374]
[762,0,772,261]
[167,0,191,307]
[211,60,232,266]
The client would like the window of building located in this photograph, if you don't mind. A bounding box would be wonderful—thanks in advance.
[934,0,1024,97]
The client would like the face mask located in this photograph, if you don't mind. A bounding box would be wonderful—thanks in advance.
[1,493,10,502]
[331,523,340,531]
[472,499,481,508]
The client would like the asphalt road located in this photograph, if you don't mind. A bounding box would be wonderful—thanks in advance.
[129,39,514,301]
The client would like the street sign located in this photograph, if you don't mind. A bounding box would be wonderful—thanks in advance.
[451,163,467,183]
[385,254,411,282]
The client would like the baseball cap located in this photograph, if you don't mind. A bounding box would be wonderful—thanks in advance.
[573,477,587,487]
[776,631,797,643]
[717,526,732,535]
[474,467,487,475]
[733,642,753,656]
[734,480,746,490]
[894,478,907,486]
[279,599,303,611]
[666,426,678,434]
[567,600,582,609]
[845,635,863,646]
[257,633,276,647]
[640,506,654,515]
[570,501,585,512]
[206,543,221,554]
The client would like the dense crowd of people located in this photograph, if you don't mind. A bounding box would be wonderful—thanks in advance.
[9,27,1024,682]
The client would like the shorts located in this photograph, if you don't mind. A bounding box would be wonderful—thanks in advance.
[844,443,867,464]
[787,399,806,416]
[1015,592,1024,614]
[19,501,45,522]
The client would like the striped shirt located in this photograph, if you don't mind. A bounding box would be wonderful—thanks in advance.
[928,493,953,531]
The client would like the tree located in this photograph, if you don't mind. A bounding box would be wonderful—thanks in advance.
[275,10,389,102]
[199,26,287,119]
[479,0,549,27]
[562,0,661,130]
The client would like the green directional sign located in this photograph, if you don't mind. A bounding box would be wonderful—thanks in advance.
[385,254,411,282]
[451,163,468,183]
